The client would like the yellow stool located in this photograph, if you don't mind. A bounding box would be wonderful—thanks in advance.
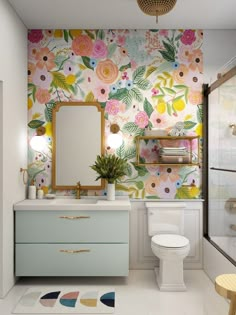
[215,274,236,315]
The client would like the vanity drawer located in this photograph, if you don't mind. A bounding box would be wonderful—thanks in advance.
[15,210,129,243]
[15,243,129,276]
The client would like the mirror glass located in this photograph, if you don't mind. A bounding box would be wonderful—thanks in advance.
[52,102,105,190]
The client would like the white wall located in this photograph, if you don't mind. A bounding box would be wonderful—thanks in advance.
[203,30,236,83]
[0,0,27,298]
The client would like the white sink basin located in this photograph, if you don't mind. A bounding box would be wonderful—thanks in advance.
[52,198,98,205]
[14,198,131,211]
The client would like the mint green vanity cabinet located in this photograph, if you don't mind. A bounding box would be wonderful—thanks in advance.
[15,209,129,277]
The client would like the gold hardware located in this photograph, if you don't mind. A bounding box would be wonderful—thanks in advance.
[59,249,90,254]
[20,168,28,185]
[59,215,90,219]
[76,181,81,199]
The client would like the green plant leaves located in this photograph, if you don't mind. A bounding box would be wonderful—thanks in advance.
[28,120,45,129]
[159,41,175,62]
[51,72,70,92]
[143,98,153,118]
[90,154,128,183]
[133,66,146,83]
[184,121,197,129]
[45,102,56,122]
[81,56,94,70]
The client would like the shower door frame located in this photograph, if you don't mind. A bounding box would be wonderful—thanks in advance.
[203,65,236,267]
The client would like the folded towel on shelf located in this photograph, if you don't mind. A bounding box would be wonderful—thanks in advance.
[159,155,190,164]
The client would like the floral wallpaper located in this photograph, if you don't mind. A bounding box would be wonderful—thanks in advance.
[27,29,203,199]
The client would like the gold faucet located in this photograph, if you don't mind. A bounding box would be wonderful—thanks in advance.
[76,181,81,199]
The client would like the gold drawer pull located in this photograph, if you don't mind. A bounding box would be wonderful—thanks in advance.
[59,249,90,254]
[59,216,90,219]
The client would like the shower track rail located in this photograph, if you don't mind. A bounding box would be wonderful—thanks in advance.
[210,167,236,173]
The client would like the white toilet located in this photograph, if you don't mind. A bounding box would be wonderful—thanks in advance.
[146,202,190,292]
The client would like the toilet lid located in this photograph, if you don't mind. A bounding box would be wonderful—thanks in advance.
[152,234,189,248]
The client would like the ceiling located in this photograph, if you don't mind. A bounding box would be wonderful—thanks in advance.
[7,0,236,29]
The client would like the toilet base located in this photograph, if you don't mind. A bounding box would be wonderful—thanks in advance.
[154,264,187,292]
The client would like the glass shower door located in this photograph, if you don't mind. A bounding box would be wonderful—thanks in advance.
[208,70,236,263]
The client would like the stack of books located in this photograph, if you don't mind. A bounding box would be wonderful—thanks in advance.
[159,146,190,164]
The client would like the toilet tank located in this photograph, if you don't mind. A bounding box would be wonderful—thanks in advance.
[145,202,186,236]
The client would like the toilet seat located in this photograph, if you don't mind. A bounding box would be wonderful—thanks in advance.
[152,234,189,249]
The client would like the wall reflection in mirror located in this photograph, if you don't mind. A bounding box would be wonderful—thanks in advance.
[52,102,105,190]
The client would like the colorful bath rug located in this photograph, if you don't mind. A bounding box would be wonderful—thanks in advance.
[13,287,115,313]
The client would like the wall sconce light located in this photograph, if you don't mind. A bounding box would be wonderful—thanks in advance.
[107,124,123,149]
[136,0,177,23]
[29,126,47,151]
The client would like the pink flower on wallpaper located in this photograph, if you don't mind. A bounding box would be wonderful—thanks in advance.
[92,40,108,59]
[180,30,196,45]
[156,179,177,199]
[145,175,160,195]
[159,30,169,37]
[178,45,193,63]
[28,30,43,43]
[135,111,149,129]
[35,47,56,71]
[105,99,120,115]
[150,111,167,128]
[189,49,203,73]
[140,147,158,163]
[117,35,126,46]
[151,88,159,96]
[35,88,50,104]
[159,166,180,182]
[72,35,93,56]
[94,84,109,102]
[28,63,36,83]
[188,90,202,105]
[172,64,189,84]
[32,67,52,89]
[185,70,203,90]
[63,61,75,75]
[96,59,119,84]
[140,148,151,160]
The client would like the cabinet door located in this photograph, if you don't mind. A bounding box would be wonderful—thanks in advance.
[15,243,129,276]
[15,210,129,243]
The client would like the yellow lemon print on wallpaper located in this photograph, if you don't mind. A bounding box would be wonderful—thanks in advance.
[66,74,76,85]
[70,29,82,38]
[45,122,52,137]
[188,186,200,198]
[156,100,166,114]
[54,30,63,38]
[28,97,33,110]
[173,99,185,111]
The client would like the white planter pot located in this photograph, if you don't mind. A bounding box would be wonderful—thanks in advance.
[107,183,115,201]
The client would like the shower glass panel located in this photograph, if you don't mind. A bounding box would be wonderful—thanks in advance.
[208,71,236,263]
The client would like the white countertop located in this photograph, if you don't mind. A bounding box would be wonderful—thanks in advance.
[14,198,131,211]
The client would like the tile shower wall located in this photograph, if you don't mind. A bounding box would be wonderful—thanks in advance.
[27,29,203,199]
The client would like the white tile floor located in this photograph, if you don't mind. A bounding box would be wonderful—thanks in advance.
[0,270,229,315]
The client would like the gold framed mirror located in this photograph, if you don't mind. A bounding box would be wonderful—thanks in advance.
[52,101,105,190]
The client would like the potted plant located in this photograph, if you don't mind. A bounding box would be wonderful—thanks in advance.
[90,154,128,201]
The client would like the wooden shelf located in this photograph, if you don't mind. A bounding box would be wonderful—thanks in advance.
[135,135,200,166]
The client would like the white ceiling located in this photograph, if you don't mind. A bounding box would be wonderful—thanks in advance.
[7,0,236,29]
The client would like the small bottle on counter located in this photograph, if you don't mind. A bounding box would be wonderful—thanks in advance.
[28,180,36,200]
[37,188,44,199]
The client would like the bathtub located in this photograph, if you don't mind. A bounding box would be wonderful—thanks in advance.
[203,237,236,282]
